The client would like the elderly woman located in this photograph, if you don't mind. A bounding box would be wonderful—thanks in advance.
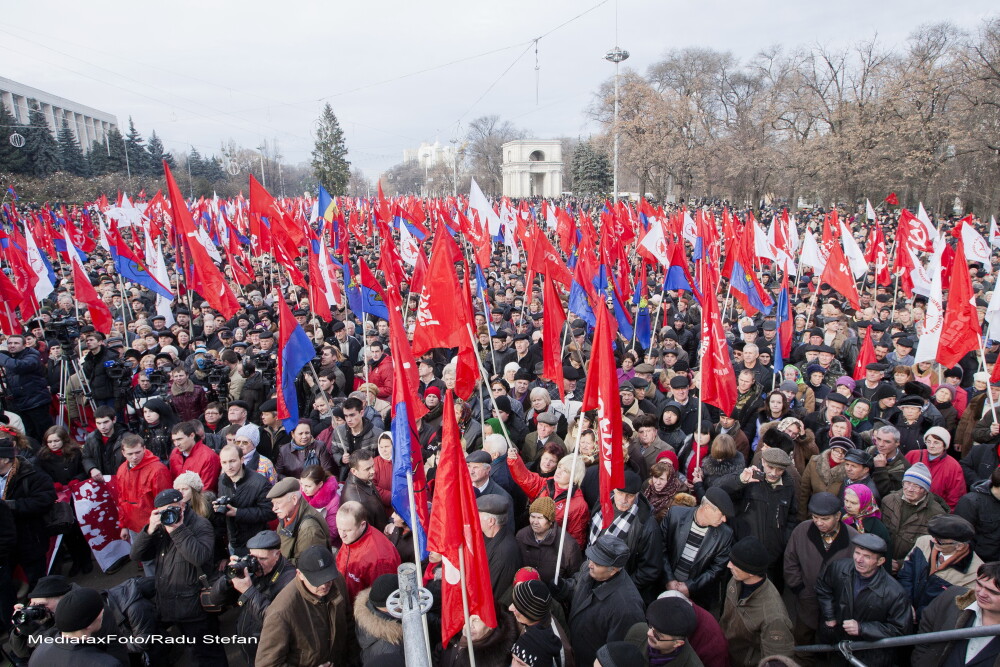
[505,444,589,548]
[905,426,966,510]
[842,483,893,570]
[799,436,852,516]
[525,388,568,438]
[275,419,335,480]
[643,459,687,520]
[527,442,567,479]
[515,496,583,583]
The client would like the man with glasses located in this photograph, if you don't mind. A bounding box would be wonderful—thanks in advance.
[914,560,1000,666]
[898,514,983,621]
[866,424,910,497]
[880,463,948,573]
[635,596,700,665]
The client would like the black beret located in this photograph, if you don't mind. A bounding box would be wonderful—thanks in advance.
[246,530,281,550]
[54,587,104,633]
[29,575,73,598]
[844,449,874,468]
[646,597,697,637]
[807,492,843,516]
[330,320,346,333]
[229,400,250,410]
[704,486,735,519]
[154,489,183,508]
[730,536,769,576]
[615,471,642,494]
[562,366,581,380]
[825,393,850,406]
[669,376,691,389]
[585,535,630,568]
[927,515,975,542]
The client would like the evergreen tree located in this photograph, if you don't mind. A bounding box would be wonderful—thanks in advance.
[0,103,27,174]
[572,141,612,195]
[88,127,128,175]
[200,155,226,182]
[123,117,153,176]
[187,147,206,178]
[311,103,350,195]
[23,102,60,177]
[146,130,174,173]
[57,120,88,177]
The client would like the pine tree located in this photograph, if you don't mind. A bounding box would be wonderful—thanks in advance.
[311,103,350,195]
[124,117,152,176]
[23,102,60,177]
[0,103,27,174]
[57,119,88,176]
[187,147,205,178]
[88,127,128,175]
[146,130,174,173]
[572,141,612,195]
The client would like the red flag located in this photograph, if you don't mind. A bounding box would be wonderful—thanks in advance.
[885,192,899,206]
[527,229,573,288]
[542,273,566,400]
[427,390,497,645]
[163,162,240,318]
[697,277,738,417]
[580,302,625,529]
[0,270,19,335]
[864,222,891,286]
[852,327,877,381]
[66,235,113,334]
[937,239,981,368]
[820,241,861,309]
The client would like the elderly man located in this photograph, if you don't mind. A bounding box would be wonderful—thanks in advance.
[815,534,911,667]
[722,536,794,667]
[522,411,565,461]
[467,449,514,528]
[661,486,735,610]
[840,449,879,502]
[880,463,948,573]
[266,478,330,563]
[784,492,859,658]
[478,494,522,600]
[233,424,278,485]
[866,424,909,497]
[898,514,983,620]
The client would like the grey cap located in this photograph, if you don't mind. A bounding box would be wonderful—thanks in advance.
[536,412,559,426]
[807,492,842,516]
[851,532,888,555]
[246,530,281,550]
[476,494,508,516]
[465,450,492,465]
[266,477,301,499]
[586,535,630,568]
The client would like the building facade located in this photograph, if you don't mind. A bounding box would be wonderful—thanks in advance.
[501,140,563,198]
[402,141,456,169]
[0,76,118,152]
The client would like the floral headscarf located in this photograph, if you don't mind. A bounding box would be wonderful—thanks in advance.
[842,483,881,529]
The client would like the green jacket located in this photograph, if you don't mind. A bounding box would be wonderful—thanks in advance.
[721,577,795,667]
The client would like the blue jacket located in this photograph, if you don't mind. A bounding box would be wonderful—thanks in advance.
[0,347,51,411]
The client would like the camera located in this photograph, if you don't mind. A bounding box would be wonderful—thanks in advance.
[213,496,232,514]
[12,605,53,637]
[49,317,81,346]
[159,506,182,526]
[225,555,260,580]
[752,469,767,482]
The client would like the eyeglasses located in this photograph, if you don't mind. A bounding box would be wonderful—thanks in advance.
[649,628,682,644]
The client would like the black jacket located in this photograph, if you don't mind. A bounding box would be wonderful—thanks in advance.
[3,456,56,564]
[961,443,1000,488]
[0,347,51,411]
[955,480,1000,563]
[130,505,215,623]
[82,423,129,476]
[719,470,798,565]
[217,467,276,554]
[104,576,160,655]
[564,566,646,667]
[660,504,734,597]
[598,494,662,601]
[815,557,912,667]
[82,345,117,401]
[34,449,87,486]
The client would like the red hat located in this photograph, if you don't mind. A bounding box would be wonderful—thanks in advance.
[424,386,442,400]
[656,450,679,469]
[513,567,540,585]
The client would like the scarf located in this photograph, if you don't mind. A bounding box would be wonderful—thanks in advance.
[292,441,319,468]
[929,543,972,577]
[644,465,683,518]
[842,483,882,528]
[170,377,195,396]
[589,496,638,545]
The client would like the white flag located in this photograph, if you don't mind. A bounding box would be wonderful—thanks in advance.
[986,281,1000,342]
[917,202,937,239]
[914,238,945,364]
[24,224,55,303]
[990,216,1000,251]
[145,236,175,326]
[839,222,868,280]
[908,248,932,297]
[398,220,418,268]
[682,211,698,247]
[753,221,776,261]
[866,199,877,222]
[800,230,828,273]
[469,179,501,236]
[195,226,222,263]
[961,222,992,274]
[638,218,671,267]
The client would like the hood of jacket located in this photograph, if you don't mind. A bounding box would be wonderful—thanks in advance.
[353,589,403,644]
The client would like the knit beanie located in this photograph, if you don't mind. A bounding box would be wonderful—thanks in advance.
[512,580,551,622]
[903,462,932,492]
[529,496,556,523]
[173,471,204,493]
[235,424,260,447]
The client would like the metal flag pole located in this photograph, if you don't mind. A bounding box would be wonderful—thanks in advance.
[457,545,478,667]
[405,469,434,666]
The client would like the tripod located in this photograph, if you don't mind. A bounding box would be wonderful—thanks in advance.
[55,353,96,429]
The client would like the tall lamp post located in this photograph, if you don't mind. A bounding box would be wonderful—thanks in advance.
[605,46,629,204]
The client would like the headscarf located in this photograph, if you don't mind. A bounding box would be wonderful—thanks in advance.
[842,483,881,529]
[643,460,683,519]
[847,399,871,427]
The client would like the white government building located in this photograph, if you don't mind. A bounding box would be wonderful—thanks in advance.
[501,139,563,198]
[0,76,118,150]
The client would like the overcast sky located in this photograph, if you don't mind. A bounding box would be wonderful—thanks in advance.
[3,0,997,181]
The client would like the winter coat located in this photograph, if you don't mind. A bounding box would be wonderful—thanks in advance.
[0,347,52,411]
[955,480,1000,562]
[898,534,983,619]
[516,525,582,584]
[440,608,519,667]
[913,586,1000,667]
[169,385,207,422]
[256,575,354,667]
[815,557,912,667]
[798,452,847,518]
[274,439,338,480]
[783,521,858,630]
[303,476,341,537]
[961,442,1000,488]
[2,456,56,566]
[719,470,798,565]
[130,506,216,623]
[955,392,989,457]
[758,420,818,475]
[217,467,276,554]
[565,568,646,667]
[138,420,173,462]
[34,448,87,486]
[277,495,331,563]
[660,505,734,601]
[890,413,933,453]
[880,489,949,562]
[509,453,589,549]
[341,473,389,530]
[592,495,663,600]
[484,529,523,601]
[367,354,394,399]
[82,345,117,401]
[322,419,384,462]
[115,449,173,532]
[699,453,745,491]
[905,449,966,510]
[27,640,123,667]
[168,441,221,494]
[354,588,405,667]
[103,576,160,655]
[82,423,129,476]
[866,446,910,498]
[336,525,402,603]
[721,577,794,667]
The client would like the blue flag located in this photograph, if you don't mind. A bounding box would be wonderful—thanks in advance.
[391,400,428,559]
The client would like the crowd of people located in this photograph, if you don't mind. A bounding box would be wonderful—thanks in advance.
[0,196,999,667]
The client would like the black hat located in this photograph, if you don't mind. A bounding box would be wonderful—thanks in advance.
[512,625,564,667]
[493,396,513,414]
[762,428,794,453]
[513,369,533,382]
[259,398,278,413]
[865,362,885,371]
[29,575,73,599]
[943,366,964,380]
[730,536,769,576]
[741,325,758,333]
[154,489,183,508]
[825,393,850,406]
[807,492,843,516]
[476,494,508,516]
[669,376,691,389]
[330,320,346,333]
[562,366,581,381]
[369,574,399,608]
[297,545,339,586]
[630,376,650,389]
[229,400,250,410]
[896,337,914,348]
[871,385,897,403]
[512,579,551,622]
[54,587,104,632]
[816,344,836,354]
[615,471,642,494]
[258,330,275,340]
[851,533,888,555]
[595,642,644,667]
[704,486,735,519]
[646,597,697,637]
[844,449,874,469]
[513,333,530,342]
[927,515,976,542]
[897,395,924,407]
[465,450,492,464]
[585,535,630,568]
[618,381,635,393]
[762,321,777,331]
[246,530,281,550]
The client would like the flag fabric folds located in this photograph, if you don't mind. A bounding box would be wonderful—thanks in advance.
[275,296,316,430]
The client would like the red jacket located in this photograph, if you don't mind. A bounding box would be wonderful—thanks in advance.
[368,355,394,399]
[116,450,173,532]
[372,456,393,514]
[336,525,401,602]
[905,450,966,510]
[508,454,590,549]
[169,442,222,494]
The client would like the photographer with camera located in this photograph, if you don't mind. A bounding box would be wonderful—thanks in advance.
[81,332,118,409]
[0,334,54,444]
[216,444,275,556]
[239,357,270,422]
[115,434,172,577]
[83,406,128,481]
[206,530,295,665]
[131,488,228,666]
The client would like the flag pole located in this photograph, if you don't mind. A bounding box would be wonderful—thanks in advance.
[457,545,478,667]
[553,427,581,585]
[405,469,434,666]
[978,335,999,424]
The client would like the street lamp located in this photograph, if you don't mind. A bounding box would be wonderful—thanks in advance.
[605,46,629,204]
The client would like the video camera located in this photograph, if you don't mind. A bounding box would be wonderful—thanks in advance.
[48,317,81,348]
